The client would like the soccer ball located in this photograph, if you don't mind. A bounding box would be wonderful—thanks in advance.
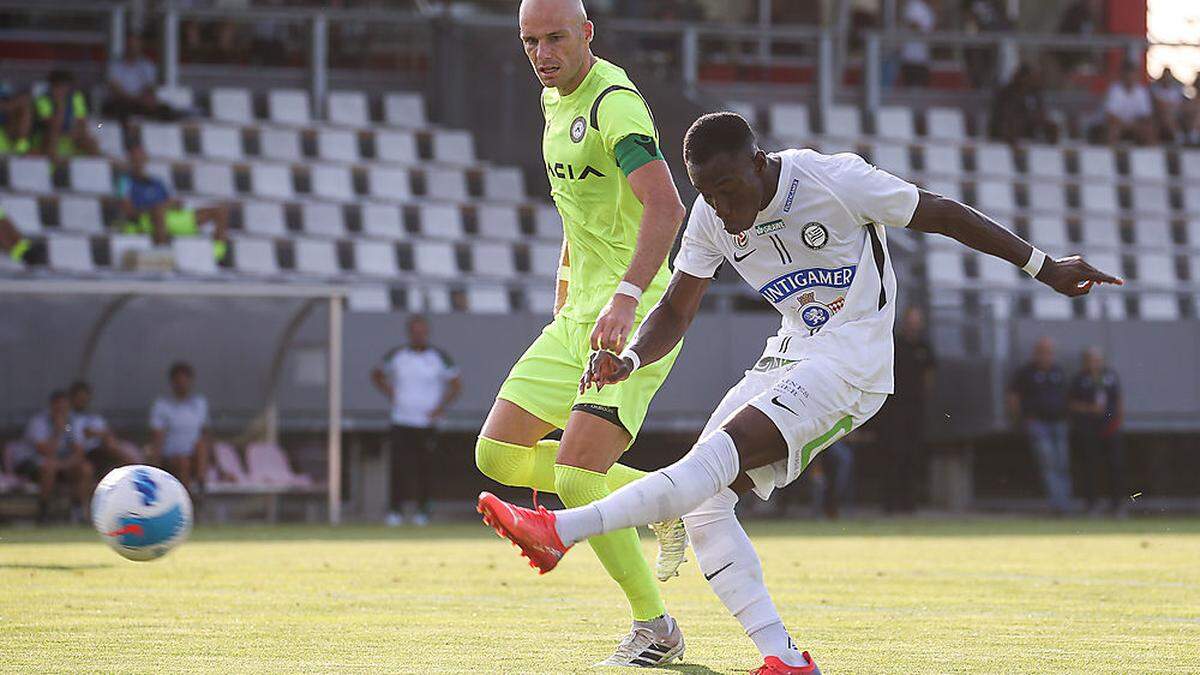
[92,465,193,561]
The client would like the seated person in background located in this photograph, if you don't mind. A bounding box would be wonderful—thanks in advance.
[16,391,94,523]
[0,206,48,268]
[34,70,100,159]
[989,64,1058,145]
[69,380,139,471]
[148,361,212,493]
[0,80,33,154]
[103,34,182,126]
[1150,67,1197,145]
[1102,61,1155,145]
[118,145,230,260]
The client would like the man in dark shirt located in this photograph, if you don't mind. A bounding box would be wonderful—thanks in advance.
[877,306,936,513]
[1008,336,1072,514]
[1069,347,1125,516]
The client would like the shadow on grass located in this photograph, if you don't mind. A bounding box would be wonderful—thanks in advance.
[660,662,723,675]
[0,563,113,571]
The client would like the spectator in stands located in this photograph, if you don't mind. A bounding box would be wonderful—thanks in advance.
[117,145,230,260]
[15,391,93,523]
[1150,67,1194,145]
[0,80,33,154]
[963,0,1011,88]
[1056,0,1104,74]
[1008,336,1073,515]
[103,34,181,126]
[1069,347,1126,517]
[0,206,47,269]
[371,315,462,526]
[989,64,1058,145]
[899,0,938,87]
[877,306,936,514]
[1101,61,1155,146]
[34,70,100,159]
[69,381,138,472]
[149,361,212,493]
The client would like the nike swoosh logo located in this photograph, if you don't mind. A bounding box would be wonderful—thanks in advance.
[704,561,735,581]
[733,249,756,263]
[770,396,800,416]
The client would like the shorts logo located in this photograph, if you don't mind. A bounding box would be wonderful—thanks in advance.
[570,116,587,143]
[754,219,786,236]
[758,265,856,304]
[782,179,799,213]
[802,222,828,250]
[732,231,749,249]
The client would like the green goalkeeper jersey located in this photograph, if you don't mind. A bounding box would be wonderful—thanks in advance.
[541,57,671,323]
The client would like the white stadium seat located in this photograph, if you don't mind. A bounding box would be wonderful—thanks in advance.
[317,128,359,162]
[870,142,909,176]
[423,167,468,201]
[347,286,392,313]
[418,203,465,240]
[1139,294,1179,320]
[139,122,185,159]
[58,195,105,233]
[145,161,174,189]
[300,202,346,238]
[875,106,914,140]
[925,250,967,285]
[367,166,411,201]
[327,91,369,127]
[1032,293,1072,319]
[1028,216,1069,250]
[727,101,758,128]
[1077,147,1116,179]
[94,122,125,158]
[412,240,457,278]
[483,166,525,202]
[471,240,516,278]
[1078,184,1118,214]
[259,127,302,162]
[233,237,278,275]
[293,238,339,275]
[310,164,355,201]
[1138,252,1175,286]
[199,124,243,161]
[69,158,113,194]
[191,162,236,198]
[924,178,962,201]
[1181,150,1200,181]
[1025,145,1065,179]
[1027,182,1066,213]
[0,194,41,233]
[1085,293,1125,320]
[268,88,311,126]
[109,234,152,270]
[922,145,960,176]
[1130,185,1170,216]
[823,104,860,138]
[47,234,93,272]
[532,204,562,239]
[8,156,52,192]
[1127,147,1167,180]
[975,180,1015,213]
[1080,218,1120,247]
[1184,187,1200,216]
[157,86,194,109]
[410,284,451,313]
[974,143,1014,176]
[974,250,1019,288]
[523,286,556,313]
[1186,219,1200,250]
[250,163,294,199]
[431,130,475,164]
[352,240,398,277]
[384,92,426,127]
[375,130,419,164]
[359,203,404,241]
[211,87,253,124]
[529,241,560,277]
[768,103,810,141]
[241,201,288,237]
[925,107,966,141]
[476,204,522,241]
[1134,219,1172,248]
[467,287,510,314]
[173,238,217,275]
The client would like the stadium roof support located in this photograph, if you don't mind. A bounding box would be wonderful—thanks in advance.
[0,279,349,524]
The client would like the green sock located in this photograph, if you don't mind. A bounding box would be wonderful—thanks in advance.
[554,464,665,621]
[474,436,648,494]
[10,238,30,262]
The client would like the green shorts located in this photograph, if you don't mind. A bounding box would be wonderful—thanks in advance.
[497,314,682,442]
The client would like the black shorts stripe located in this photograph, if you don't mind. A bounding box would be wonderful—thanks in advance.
[866,223,887,309]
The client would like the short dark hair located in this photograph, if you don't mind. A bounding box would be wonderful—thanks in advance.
[407,314,428,328]
[683,112,757,167]
[68,380,91,395]
[49,390,67,404]
[48,69,74,86]
[168,361,194,379]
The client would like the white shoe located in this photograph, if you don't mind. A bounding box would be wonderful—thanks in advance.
[594,617,685,667]
[384,512,404,527]
[411,512,429,527]
[649,518,688,582]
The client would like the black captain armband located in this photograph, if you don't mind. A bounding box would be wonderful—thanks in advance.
[614,134,663,176]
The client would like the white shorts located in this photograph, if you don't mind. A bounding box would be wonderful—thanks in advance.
[697,356,887,500]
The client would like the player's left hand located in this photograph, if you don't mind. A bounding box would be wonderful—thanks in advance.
[590,293,638,352]
[1037,255,1124,297]
[580,349,634,394]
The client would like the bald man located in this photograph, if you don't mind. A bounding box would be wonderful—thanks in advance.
[473,0,688,666]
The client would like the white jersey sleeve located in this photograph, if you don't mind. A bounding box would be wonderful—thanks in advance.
[817,152,919,229]
[673,196,724,279]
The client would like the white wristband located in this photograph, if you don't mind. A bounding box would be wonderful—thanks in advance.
[614,281,643,303]
[1022,248,1047,278]
[619,348,641,373]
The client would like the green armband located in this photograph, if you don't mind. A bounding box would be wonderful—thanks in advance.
[614,134,663,176]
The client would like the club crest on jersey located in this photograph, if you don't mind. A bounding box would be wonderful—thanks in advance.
[758,265,856,304]
[570,116,586,143]
[796,291,845,333]
[754,219,786,236]
[802,222,829,250]
[732,231,749,249]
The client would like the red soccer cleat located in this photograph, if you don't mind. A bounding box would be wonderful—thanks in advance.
[750,653,821,675]
[477,491,572,574]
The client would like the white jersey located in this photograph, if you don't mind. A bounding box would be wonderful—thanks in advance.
[674,148,919,394]
[379,345,459,428]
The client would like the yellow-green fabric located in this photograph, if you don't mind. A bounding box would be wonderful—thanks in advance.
[540,58,671,323]
[474,436,649,494]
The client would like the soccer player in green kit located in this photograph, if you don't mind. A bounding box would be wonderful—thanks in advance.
[473,0,689,666]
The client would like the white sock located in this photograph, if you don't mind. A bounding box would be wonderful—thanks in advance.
[554,431,741,546]
[684,488,806,667]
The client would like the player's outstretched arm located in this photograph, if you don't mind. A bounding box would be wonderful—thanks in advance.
[907,189,1124,297]
[590,159,687,351]
[582,270,709,393]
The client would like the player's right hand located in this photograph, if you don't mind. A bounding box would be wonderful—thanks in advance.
[1037,255,1123,297]
[580,350,634,394]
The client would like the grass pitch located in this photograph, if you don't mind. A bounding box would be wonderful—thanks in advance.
[2,518,1199,673]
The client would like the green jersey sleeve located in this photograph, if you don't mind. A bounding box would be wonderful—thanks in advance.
[593,88,657,162]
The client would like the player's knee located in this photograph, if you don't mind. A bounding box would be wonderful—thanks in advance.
[682,489,739,532]
[474,436,520,486]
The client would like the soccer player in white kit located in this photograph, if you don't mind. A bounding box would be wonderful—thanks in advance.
[478,112,1122,674]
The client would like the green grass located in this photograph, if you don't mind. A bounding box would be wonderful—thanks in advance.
[2,518,1199,673]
